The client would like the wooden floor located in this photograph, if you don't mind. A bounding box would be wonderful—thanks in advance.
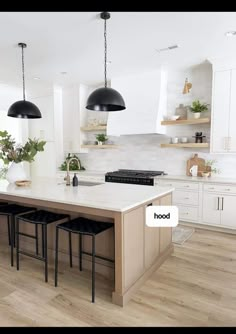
[0,228,235,327]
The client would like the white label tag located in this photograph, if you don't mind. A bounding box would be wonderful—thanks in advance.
[146,206,179,227]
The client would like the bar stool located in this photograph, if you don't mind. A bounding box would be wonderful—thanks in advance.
[16,209,70,282]
[0,202,10,245]
[0,204,37,266]
[55,217,114,303]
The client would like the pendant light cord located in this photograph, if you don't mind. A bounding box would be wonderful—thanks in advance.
[21,44,26,100]
[104,18,107,88]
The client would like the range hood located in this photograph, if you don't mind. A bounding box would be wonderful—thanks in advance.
[107,68,167,136]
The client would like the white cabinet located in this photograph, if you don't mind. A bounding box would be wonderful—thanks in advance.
[107,69,167,136]
[220,195,236,228]
[211,69,236,153]
[202,192,221,225]
[157,179,199,223]
[157,178,236,230]
[203,184,236,228]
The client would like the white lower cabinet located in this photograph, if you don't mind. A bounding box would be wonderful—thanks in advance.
[157,178,236,230]
[202,192,221,225]
[203,191,236,228]
[220,195,236,228]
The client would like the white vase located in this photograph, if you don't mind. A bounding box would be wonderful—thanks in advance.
[5,162,27,183]
[193,112,201,119]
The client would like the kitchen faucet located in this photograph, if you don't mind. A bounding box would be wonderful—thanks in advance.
[65,157,81,186]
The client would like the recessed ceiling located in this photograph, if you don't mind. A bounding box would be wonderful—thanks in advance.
[0,11,236,88]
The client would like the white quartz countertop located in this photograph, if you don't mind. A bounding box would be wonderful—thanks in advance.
[0,178,174,212]
[157,174,236,184]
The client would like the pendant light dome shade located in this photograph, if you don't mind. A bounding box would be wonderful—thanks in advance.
[86,12,126,112]
[8,100,41,119]
[86,87,125,111]
[7,43,42,119]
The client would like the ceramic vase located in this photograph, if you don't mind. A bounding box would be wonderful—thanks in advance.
[5,162,27,183]
[193,112,201,119]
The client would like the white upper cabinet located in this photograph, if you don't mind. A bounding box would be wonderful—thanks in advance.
[107,69,167,136]
[211,66,236,153]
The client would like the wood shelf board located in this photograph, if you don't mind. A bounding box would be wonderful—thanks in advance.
[80,125,107,131]
[160,143,209,148]
[81,145,118,149]
[161,118,210,126]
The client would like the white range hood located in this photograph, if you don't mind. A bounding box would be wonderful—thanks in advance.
[107,68,167,136]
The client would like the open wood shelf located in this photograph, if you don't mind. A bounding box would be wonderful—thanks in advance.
[81,144,118,149]
[160,143,209,148]
[161,118,210,126]
[80,125,107,131]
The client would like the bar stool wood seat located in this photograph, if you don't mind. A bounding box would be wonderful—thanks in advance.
[55,217,114,303]
[15,209,70,282]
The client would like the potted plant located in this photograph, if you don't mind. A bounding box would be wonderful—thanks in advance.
[0,130,46,183]
[190,100,208,119]
[202,159,220,177]
[95,133,108,145]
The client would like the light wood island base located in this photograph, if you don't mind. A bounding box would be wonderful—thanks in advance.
[0,191,172,306]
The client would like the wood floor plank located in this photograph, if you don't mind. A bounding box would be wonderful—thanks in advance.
[0,228,235,326]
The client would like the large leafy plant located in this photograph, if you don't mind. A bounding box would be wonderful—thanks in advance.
[0,130,46,164]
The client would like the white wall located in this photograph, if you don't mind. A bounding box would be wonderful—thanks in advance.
[78,63,236,178]
[28,85,57,178]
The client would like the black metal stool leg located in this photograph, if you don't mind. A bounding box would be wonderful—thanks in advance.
[92,235,95,303]
[42,224,45,258]
[10,215,14,266]
[69,231,72,268]
[55,227,59,287]
[79,234,82,271]
[7,216,11,246]
[35,224,39,255]
[43,225,48,282]
[16,217,20,270]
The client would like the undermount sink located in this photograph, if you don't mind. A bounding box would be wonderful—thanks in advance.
[77,181,102,186]
[57,181,102,187]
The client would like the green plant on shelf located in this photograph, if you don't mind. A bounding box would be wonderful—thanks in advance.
[190,100,208,113]
[59,153,85,171]
[95,133,108,143]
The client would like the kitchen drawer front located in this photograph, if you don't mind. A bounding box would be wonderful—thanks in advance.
[204,183,236,194]
[178,205,199,222]
[173,190,199,206]
[158,180,199,191]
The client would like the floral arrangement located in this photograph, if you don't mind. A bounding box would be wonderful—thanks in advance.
[0,130,46,164]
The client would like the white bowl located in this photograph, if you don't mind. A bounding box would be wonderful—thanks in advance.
[170,115,180,121]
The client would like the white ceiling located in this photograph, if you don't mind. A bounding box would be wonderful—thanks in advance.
[0,11,236,88]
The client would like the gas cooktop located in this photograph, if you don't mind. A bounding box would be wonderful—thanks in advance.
[105,169,166,186]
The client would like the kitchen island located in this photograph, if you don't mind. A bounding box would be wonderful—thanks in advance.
[0,178,174,306]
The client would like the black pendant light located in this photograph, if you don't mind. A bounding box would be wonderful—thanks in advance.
[8,43,42,119]
[86,12,126,112]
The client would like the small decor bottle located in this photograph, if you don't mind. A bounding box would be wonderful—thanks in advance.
[72,173,79,187]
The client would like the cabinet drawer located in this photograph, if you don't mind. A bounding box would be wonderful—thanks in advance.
[204,183,236,194]
[158,180,199,191]
[178,205,198,222]
[173,190,199,206]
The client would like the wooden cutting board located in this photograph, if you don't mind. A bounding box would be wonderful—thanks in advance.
[186,154,205,176]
